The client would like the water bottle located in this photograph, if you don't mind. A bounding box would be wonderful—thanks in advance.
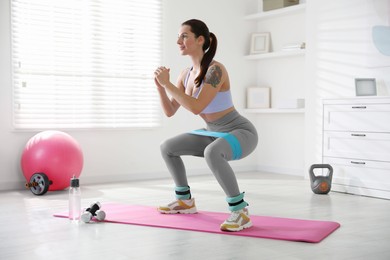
[69,176,81,222]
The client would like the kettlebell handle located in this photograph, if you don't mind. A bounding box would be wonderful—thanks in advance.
[309,164,333,179]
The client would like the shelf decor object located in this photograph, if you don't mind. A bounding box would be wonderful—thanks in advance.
[276,98,305,109]
[246,87,271,108]
[355,78,377,96]
[244,3,306,21]
[263,0,299,12]
[250,32,271,54]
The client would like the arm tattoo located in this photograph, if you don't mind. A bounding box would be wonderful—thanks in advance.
[204,65,222,88]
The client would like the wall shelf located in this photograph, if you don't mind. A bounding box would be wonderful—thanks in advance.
[245,49,305,60]
[244,108,305,114]
[244,3,306,117]
[244,3,306,21]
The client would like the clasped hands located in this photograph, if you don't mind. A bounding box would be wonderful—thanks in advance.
[154,66,170,88]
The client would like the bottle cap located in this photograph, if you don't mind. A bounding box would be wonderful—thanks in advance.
[70,177,79,188]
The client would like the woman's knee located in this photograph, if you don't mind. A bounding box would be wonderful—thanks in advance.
[160,139,173,156]
[204,141,230,162]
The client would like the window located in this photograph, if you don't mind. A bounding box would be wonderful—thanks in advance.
[11,0,161,129]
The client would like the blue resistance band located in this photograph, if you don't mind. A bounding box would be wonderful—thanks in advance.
[189,129,242,160]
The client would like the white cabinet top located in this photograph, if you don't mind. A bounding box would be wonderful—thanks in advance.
[323,97,390,105]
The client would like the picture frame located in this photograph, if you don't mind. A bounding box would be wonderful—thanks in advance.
[355,78,377,96]
[247,87,270,109]
[250,32,270,54]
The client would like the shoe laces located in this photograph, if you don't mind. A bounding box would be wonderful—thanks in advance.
[168,199,192,207]
[227,210,243,222]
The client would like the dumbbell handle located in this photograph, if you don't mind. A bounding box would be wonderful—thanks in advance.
[88,203,101,215]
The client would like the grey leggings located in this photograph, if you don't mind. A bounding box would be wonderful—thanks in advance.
[160,110,258,197]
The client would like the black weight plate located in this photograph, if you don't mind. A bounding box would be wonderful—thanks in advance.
[29,173,50,195]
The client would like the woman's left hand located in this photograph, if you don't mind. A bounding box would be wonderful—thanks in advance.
[154,66,170,87]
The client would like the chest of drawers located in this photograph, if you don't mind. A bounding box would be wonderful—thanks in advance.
[322,98,390,199]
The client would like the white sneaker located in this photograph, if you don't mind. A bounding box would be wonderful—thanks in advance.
[158,198,197,214]
[220,208,252,232]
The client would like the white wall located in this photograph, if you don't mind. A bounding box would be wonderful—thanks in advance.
[304,0,390,172]
[0,0,258,191]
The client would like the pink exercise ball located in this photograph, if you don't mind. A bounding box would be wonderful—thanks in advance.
[21,131,83,192]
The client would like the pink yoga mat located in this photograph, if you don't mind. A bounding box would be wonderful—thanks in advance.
[54,203,340,243]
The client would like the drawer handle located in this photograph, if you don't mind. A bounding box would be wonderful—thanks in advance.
[351,161,366,165]
[351,106,367,109]
[351,134,366,137]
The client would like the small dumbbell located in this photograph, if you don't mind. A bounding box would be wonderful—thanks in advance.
[81,202,106,223]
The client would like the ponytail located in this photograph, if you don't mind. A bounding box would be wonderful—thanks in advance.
[181,19,218,88]
[195,32,217,88]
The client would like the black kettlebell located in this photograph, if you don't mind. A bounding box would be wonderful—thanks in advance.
[309,164,333,194]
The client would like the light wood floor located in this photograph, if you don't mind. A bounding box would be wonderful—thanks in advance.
[1,172,389,260]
